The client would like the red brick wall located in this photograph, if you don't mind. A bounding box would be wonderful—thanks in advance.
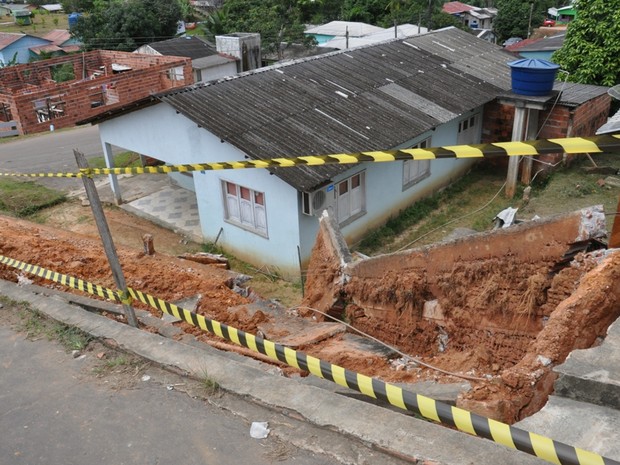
[0,50,193,135]
[482,94,611,171]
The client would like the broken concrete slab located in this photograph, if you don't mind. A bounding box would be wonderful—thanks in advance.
[553,318,620,410]
[163,294,202,323]
[516,395,620,462]
[604,176,620,188]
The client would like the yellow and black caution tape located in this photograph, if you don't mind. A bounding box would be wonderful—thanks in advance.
[0,255,119,301]
[1,135,619,179]
[1,253,618,465]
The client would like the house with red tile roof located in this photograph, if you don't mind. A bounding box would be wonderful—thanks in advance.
[442,1,497,30]
[0,32,51,64]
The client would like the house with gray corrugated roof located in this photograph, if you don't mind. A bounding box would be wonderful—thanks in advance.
[81,27,610,278]
[135,36,239,83]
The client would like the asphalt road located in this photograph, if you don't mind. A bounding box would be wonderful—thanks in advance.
[0,125,115,192]
[0,322,333,465]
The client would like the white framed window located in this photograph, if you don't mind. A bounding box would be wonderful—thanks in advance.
[167,66,184,81]
[337,171,366,225]
[403,138,431,190]
[223,181,267,236]
[457,113,480,145]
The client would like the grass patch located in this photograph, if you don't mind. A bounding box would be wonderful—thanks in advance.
[87,151,143,169]
[103,356,130,369]
[10,298,92,351]
[356,165,516,254]
[0,10,69,35]
[355,153,619,256]
[0,178,66,217]
[51,323,92,351]
[200,370,220,395]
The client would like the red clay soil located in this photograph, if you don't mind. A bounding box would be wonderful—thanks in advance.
[301,211,620,423]
[3,213,620,424]
[0,216,251,340]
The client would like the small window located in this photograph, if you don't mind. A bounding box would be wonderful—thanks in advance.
[337,171,366,225]
[457,113,480,145]
[222,180,267,236]
[167,66,184,81]
[403,138,431,189]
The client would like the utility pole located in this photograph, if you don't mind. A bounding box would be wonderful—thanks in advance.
[427,0,433,31]
[527,1,534,38]
[74,150,139,328]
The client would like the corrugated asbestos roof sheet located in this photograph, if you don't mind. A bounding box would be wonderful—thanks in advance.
[161,28,515,191]
[148,36,217,60]
[554,81,609,106]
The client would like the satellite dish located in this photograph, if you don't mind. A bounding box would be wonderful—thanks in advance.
[608,84,620,100]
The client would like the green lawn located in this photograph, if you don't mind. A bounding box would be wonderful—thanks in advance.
[0,10,69,36]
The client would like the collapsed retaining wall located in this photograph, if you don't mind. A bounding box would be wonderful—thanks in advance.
[303,207,620,422]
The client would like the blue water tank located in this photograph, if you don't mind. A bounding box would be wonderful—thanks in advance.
[68,12,82,29]
[508,59,560,96]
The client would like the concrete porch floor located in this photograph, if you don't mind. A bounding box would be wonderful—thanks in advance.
[88,173,203,243]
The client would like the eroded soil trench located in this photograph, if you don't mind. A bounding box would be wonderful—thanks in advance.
[1,207,619,424]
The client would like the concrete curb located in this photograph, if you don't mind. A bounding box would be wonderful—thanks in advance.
[0,280,545,465]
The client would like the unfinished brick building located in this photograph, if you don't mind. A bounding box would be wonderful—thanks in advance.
[0,50,192,135]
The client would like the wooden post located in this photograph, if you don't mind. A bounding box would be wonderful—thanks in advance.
[74,150,139,328]
[521,108,539,185]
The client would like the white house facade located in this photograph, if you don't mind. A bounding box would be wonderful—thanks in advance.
[88,28,517,278]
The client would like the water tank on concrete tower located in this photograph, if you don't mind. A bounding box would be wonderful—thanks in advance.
[508,59,560,97]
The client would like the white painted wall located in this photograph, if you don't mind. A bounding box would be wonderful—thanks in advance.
[97,103,303,277]
[195,61,238,83]
[96,103,485,277]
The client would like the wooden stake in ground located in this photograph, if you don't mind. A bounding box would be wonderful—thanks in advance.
[74,150,139,328]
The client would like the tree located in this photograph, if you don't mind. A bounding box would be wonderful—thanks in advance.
[493,0,559,41]
[60,0,95,12]
[72,0,183,51]
[201,10,227,42]
[220,0,315,58]
[552,0,620,86]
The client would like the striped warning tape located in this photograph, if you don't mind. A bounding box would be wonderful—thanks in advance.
[0,255,119,301]
[1,253,617,465]
[1,135,619,179]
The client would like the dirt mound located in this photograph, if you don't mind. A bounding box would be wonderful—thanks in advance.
[302,209,620,422]
[0,216,252,332]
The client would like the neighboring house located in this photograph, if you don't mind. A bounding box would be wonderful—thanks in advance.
[81,27,610,278]
[442,1,497,29]
[0,50,192,135]
[475,29,497,44]
[548,4,577,23]
[39,4,63,13]
[322,24,428,49]
[135,35,244,83]
[13,9,32,25]
[0,3,33,17]
[29,30,82,59]
[305,21,385,45]
[0,32,51,64]
[42,29,82,53]
[505,32,566,61]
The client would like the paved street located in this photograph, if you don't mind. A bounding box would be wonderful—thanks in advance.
[0,321,332,465]
[0,125,115,192]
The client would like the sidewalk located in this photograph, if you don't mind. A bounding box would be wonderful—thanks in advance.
[0,279,547,465]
